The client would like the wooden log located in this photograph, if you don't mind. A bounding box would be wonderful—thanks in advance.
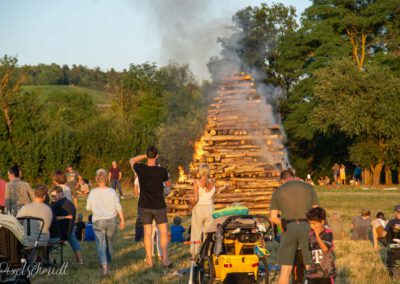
[167,204,190,210]
[210,100,261,109]
[202,134,280,142]
[214,196,272,203]
[215,192,273,198]
[248,209,270,215]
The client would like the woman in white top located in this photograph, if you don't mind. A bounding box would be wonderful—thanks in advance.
[190,164,215,256]
[86,169,125,276]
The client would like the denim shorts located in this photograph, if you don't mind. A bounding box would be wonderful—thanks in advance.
[138,207,168,225]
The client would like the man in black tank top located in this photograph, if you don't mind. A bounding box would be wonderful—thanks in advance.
[130,146,172,268]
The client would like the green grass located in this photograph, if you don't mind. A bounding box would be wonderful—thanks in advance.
[22,85,111,104]
[32,187,400,283]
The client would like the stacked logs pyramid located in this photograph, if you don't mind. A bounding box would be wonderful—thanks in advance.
[167,72,287,216]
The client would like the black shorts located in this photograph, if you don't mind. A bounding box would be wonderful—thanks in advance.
[138,207,168,225]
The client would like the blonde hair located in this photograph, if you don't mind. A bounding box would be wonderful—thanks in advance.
[198,164,210,178]
[96,168,108,184]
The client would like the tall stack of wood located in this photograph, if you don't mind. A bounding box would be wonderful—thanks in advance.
[167,73,287,216]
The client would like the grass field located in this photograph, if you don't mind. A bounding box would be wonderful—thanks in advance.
[22,85,111,104]
[33,186,400,284]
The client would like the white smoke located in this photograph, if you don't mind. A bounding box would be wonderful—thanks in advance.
[135,0,233,81]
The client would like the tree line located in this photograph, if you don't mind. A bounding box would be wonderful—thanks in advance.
[209,0,400,186]
[0,56,209,182]
[1,0,399,186]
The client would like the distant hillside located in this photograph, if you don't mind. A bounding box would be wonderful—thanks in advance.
[22,85,112,104]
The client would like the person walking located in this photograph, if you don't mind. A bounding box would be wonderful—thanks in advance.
[108,161,124,199]
[270,169,320,284]
[130,146,172,268]
[5,165,34,216]
[190,164,215,257]
[86,169,125,276]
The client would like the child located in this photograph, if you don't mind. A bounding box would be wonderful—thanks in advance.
[306,207,336,284]
[84,214,95,241]
[135,216,144,242]
[170,216,185,243]
[74,213,86,241]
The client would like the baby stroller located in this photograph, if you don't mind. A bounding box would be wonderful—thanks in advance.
[196,214,274,284]
[0,214,44,284]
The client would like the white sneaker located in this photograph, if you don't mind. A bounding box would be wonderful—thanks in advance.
[121,196,125,199]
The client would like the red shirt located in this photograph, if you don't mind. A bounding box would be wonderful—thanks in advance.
[108,167,121,180]
[0,178,6,206]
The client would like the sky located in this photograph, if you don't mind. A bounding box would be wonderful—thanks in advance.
[0,0,311,80]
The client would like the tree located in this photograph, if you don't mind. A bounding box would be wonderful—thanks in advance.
[209,3,298,81]
[0,55,26,136]
[311,59,400,185]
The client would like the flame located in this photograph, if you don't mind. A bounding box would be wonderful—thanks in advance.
[193,136,205,161]
[177,166,187,183]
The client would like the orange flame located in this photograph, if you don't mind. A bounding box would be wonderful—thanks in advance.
[177,166,187,183]
[193,137,205,161]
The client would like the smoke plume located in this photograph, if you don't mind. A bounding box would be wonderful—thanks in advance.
[136,0,233,81]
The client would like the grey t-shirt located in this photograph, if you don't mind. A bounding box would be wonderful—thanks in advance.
[351,216,370,240]
[270,180,319,219]
[16,201,53,246]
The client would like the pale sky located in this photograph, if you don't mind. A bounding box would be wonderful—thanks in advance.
[0,0,311,79]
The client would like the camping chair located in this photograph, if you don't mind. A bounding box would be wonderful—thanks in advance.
[16,216,45,265]
[47,240,65,266]
[47,217,75,266]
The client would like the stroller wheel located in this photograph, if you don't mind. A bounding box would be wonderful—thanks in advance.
[254,257,269,284]
[198,256,215,284]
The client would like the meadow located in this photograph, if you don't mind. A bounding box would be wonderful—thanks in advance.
[22,85,111,104]
[33,186,400,284]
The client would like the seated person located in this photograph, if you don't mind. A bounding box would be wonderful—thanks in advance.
[372,211,387,250]
[328,212,345,240]
[84,214,95,242]
[16,184,53,247]
[318,177,325,186]
[324,176,331,185]
[350,209,371,240]
[382,205,400,244]
[76,177,90,195]
[50,186,83,263]
[170,216,185,243]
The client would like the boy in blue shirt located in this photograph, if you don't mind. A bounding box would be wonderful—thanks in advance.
[170,216,185,243]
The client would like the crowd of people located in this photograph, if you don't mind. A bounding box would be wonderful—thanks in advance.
[1,146,400,283]
[305,163,364,188]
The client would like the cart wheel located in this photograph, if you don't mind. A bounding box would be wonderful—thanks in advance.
[198,256,215,284]
[255,257,269,284]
